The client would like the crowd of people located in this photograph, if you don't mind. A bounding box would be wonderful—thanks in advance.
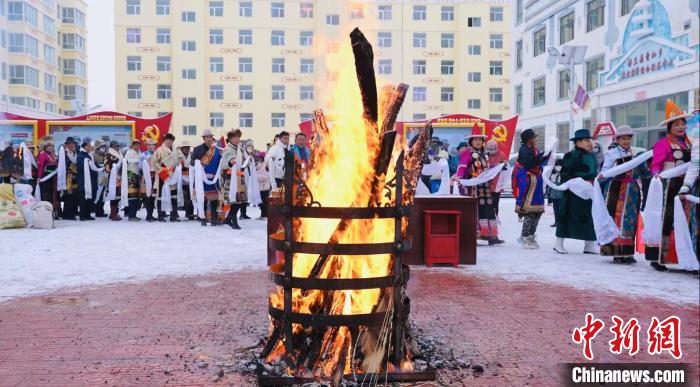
[0,128,313,231]
[449,99,698,273]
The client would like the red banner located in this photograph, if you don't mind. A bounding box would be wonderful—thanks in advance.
[0,111,172,151]
[396,113,519,156]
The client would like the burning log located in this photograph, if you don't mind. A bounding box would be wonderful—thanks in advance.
[350,28,378,127]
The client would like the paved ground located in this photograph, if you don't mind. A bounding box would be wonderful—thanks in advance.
[0,270,697,386]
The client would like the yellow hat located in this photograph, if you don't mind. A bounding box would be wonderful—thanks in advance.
[658,99,692,127]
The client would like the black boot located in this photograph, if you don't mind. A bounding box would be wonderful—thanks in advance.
[146,197,156,222]
[227,204,241,230]
[170,198,180,222]
[239,204,251,219]
[209,200,220,226]
[650,262,668,271]
[128,200,140,221]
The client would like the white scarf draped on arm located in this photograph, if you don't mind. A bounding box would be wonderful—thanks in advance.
[160,165,184,213]
[107,159,123,201]
[245,156,262,205]
[673,195,699,270]
[642,161,690,246]
[452,162,507,193]
[193,159,223,216]
[82,156,103,200]
[20,142,36,180]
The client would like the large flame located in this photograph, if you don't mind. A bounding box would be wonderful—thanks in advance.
[267,26,404,378]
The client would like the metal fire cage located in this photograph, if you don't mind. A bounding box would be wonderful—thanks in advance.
[262,150,435,385]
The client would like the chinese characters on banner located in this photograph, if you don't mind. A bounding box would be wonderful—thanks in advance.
[572,314,682,360]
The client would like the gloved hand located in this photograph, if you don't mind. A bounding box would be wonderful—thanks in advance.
[679,185,690,195]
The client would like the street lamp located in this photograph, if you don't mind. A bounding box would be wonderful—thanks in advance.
[548,45,587,139]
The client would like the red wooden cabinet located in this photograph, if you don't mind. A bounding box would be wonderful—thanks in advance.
[423,210,460,267]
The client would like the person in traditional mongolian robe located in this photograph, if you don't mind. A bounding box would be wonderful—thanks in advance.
[76,140,98,221]
[140,139,157,221]
[456,125,503,245]
[152,133,181,222]
[103,141,123,221]
[554,129,598,254]
[486,139,507,217]
[679,138,699,270]
[237,141,258,220]
[124,140,143,221]
[515,129,547,249]
[598,127,645,264]
[221,130,248,230]
[37,137,58,215]
[92,140,108,218]
[58,137,79,220]
[177,141,195,220]
[191,129,222,226]
[646,100,694,271]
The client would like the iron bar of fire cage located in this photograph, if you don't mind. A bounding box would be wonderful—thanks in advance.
[269,272,398,290]
[282,148,295,354]
[268,237,412,256]
[257,368,437,386]
[392,151,405,367]
[266,205,412,219]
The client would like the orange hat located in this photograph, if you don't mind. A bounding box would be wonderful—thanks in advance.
[658,99,692,127]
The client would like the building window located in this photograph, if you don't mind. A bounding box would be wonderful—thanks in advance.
[558,69,570,100]
[63,33,85,52]
[350,5,363,19]
[378,32,391,48]
[300,85,314,100]
[515,40,523,70]
[468,45,481,55]
[126,0,140,15]
[560,12,574,44]
[556,122,571,152]
[271,58,285,73]
[157,84,171,99]
[157,56,170,71]
[182,125,196,136]
[156,28,170,44]
[181,11,195,22]
[181,68,196,79]
[239,29,252,45]
[127,55,141,71]
[467,17,481,27]
[210,57,224,73]
[43,15,55,36]
[516,0,523,24]
[182,97,196,108]
[210,29,223,44]
[239,57,252,73]
[585,56,605,91]
[489,114,503,121]
[413,33,426,48]
[271,113,285,128]
[532,77,546,107]
[587,0,604,32]
[127,84,142,99]
[326,14,339,25]
[441,87,454,102]
[490,34,503,49]
[300,3,313,18]
[441,33,454,48]
[378,59,391,75]
[126,28,141,43]
[271,30,285,46]
[300,58,314,74]
[239,113,253,128]
[441,6,454,21]
[45,103,57,113]
[412,60,426,75]
[515,84,523,114]
[300,113,313,122]
[210,84,224,99]
[239,85,252,100]
[467,99,481,109]
[271,2,284,17]
[210,112,224,128]
[467,72,481,82]
[440,60,454,75]
[239,2,252,17]
[378,5,391,20]
[413,87,426,102]
[489,61,503,76]
[44,45,56,65]
[530,126,546,149]
[490,6,503,21]
[156,0,170,15]
[61,7,85,27]
[413,114,427,121]
[181,40,196,51]
[271,85,285,100]
[128,111,142,118]
[300,31,313,46]
[44,73,56,92]
[621,0,639,16]
[209,1,223,17]
[533,27,546,56]
[489,88,503,102]
[413,5,426,20]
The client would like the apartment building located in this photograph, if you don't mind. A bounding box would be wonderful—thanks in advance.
[115,0,512,146]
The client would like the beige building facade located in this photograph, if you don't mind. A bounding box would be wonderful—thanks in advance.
[115,0,512,146]
[0,0,88,117]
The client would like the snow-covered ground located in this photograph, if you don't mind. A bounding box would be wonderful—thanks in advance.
[1,199,698,305]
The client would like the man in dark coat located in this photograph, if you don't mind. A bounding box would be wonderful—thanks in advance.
[60,137,79,219]
[554,129,598,254]
[190,129,222,226]
[76,139,98,221]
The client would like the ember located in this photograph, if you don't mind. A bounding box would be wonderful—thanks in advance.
[259,28,435,386]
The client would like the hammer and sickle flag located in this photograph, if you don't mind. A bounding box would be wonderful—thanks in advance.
[492,124,508,142]
[141,124,161,144]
